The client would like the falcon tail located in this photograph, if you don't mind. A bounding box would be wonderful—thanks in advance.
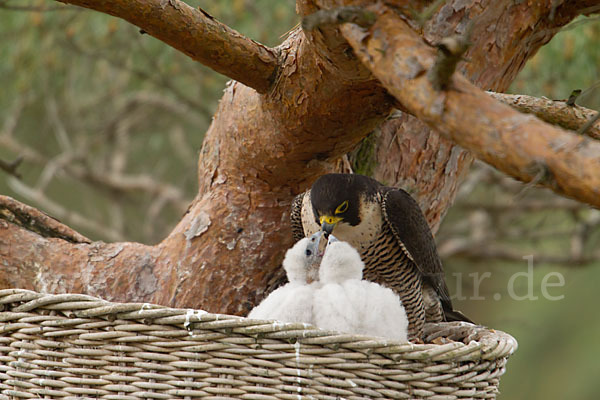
[443,307,475,324]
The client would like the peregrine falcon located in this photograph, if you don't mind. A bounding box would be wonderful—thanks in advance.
[291,173,471,340]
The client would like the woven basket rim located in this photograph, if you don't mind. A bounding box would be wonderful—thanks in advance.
[0,288,517,363]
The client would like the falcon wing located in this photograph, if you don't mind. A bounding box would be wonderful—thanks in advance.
[380,188,452,307]
[290,191,308,242]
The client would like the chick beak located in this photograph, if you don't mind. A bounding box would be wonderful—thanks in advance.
[306,232,324,283]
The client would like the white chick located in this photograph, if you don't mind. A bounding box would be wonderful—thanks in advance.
[313,236,408,342]
[247,232,323,324]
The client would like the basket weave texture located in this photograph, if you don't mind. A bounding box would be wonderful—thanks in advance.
[0,289,517,399]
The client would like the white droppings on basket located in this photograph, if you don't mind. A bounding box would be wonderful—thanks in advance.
[299,323,311,338]
[295,340,302,398]
[17,348,25,362]
[139,303,151,313]
[295,340,301,362]
[271,321,285,330]
[347,379,357,388]
[184,309,194,334]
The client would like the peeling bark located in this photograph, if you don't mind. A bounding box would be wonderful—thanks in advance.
[1,0,598,315]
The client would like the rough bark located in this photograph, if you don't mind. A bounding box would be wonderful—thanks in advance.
[488,92,600,140]
[1,0,597,316]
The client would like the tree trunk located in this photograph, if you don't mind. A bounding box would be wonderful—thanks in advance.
[1,0,597,316]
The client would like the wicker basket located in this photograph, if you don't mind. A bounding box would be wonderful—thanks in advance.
[0,289,517,399]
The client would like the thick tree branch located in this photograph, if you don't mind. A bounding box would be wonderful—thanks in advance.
[58,0,279,93]
[488,92,600,140]
[341,5,600,208]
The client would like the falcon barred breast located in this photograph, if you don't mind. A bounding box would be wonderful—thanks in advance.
[290,173,471,340]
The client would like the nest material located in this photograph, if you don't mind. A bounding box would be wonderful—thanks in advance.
[0,289,517,399]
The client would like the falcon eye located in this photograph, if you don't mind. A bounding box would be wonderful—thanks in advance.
[335,200,349,214]
[305,249,312,256]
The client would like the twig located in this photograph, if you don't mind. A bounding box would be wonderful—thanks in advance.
[0,133,188,212]
[439,241,598,266]
[566,89,581,106]
[302,6,376,31]
[437,161,600,267]
[454,198,583,212]
[579,4,600,15]
[0,194,91,243]
[0,156,23,179]
[1,94,32,137]
[577,111,600,135]
[63,35,212,115]
[428,25,472,90]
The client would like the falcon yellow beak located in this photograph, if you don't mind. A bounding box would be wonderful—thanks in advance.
[320,215,342,235]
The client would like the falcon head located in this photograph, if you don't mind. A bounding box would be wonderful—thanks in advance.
[310,173,378,235]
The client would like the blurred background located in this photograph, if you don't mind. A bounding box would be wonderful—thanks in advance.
[0,1,599,399]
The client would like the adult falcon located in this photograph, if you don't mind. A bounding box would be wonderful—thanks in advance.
[291,173,471,340]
